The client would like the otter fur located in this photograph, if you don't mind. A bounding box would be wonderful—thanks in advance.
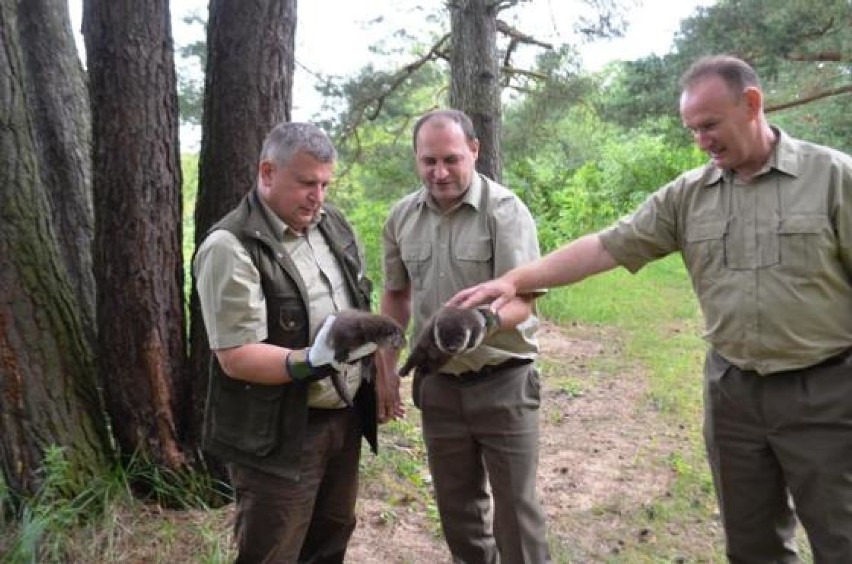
[399,306,486,377]
[326,310,406,406]
[327,309,406,363]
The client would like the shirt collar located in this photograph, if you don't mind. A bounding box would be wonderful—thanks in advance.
[771,128,798,178]
[702,126,798,188]
[257,195,324,240]
[416,173,483,213]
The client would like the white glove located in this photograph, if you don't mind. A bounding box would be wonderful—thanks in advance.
[309,315,378,370]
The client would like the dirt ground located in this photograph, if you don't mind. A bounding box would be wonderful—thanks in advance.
[345,321,722,563]
[65,320,719,563]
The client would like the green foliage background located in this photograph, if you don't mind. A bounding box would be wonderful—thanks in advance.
[332,111,708,286]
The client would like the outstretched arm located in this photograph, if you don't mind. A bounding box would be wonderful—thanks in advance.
[450,233,619,310]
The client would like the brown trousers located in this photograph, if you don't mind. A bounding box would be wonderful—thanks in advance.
[704,349,852,563]
[420,362,551,564]
[229,408,361,564]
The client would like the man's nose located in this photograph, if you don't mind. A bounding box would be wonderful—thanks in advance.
[307,184,324,201]
[434,162,449,178]
[695,130,712,150]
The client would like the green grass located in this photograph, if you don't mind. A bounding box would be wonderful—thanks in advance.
[358,403,443,538]
[0,445,233,563]
[539,254,705,420]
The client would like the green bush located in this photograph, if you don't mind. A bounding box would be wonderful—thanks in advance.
[508,129,706,252]
[343,198,392,298]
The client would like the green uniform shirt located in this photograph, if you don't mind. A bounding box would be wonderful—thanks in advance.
[194,199,361,407]
[383,173,541,374]
[599,129,852,374]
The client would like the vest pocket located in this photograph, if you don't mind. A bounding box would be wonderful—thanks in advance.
[274,297,307,336]
[210,377,283,457]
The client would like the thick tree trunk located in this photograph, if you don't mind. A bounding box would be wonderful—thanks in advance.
[450,0,503,183]
[188,0,296,456]
[18,0,96,342]
[83,0,187,472]
[0,0,110,502]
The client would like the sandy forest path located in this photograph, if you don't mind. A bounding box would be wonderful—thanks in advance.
[34,320,726,562]
[345,320,722,563]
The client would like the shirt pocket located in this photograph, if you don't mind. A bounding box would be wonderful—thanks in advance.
[683,220,727,288]
[401,242,432,291]
[778,215,834,277]
[454,237,493,284]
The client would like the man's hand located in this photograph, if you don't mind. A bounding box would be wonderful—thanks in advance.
[375,348,405,424]
[448,277,517,311]
[288,312,404,382]
[285,315,342,383]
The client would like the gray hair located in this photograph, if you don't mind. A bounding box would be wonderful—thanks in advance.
[260,122,337,165]
[412,109,478,150]
[680,55,761,97]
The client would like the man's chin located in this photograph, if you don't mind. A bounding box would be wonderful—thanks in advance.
[430,185,463,198]
[286,212,318,232]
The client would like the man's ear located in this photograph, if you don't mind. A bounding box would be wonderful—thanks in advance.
[469,139,480,161]
[259,160,275,186]
[743,86,762,119]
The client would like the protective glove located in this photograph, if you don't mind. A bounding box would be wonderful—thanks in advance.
[399,305,500,377]
[287,311,406,384]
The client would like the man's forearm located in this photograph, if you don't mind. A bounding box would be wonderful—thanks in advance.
[490,295,534,328]
[506,233,618,293]
[380,289,411,331]
[215,342,294,384]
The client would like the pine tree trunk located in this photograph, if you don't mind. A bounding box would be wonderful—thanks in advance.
[18,0,96,342]
[83,0,188,472]
[188,0,296,461]
[450,0,503,183]
[0,0,110,502]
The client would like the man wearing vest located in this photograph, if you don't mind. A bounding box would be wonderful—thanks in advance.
[194,122,390,563]
[379,109,551,563]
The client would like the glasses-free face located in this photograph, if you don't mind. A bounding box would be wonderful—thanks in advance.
[414,119,479,212]
[680,75,763,179]
[259,150,334,233]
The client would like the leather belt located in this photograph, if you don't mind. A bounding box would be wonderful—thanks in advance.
[439,357,533,384]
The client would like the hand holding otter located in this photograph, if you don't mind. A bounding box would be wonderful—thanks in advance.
[287,310,406,383]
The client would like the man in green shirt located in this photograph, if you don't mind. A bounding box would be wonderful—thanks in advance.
[452,55,852,562]
[381,109,551,563]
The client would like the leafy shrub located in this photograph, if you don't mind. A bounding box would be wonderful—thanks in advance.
[508,129,706,251]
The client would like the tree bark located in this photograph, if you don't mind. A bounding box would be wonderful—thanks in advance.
[450,0,503,182]
[188,0,296,455]
[18,0,96,342]
[83,0,187,471]
[0,0,110,502]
